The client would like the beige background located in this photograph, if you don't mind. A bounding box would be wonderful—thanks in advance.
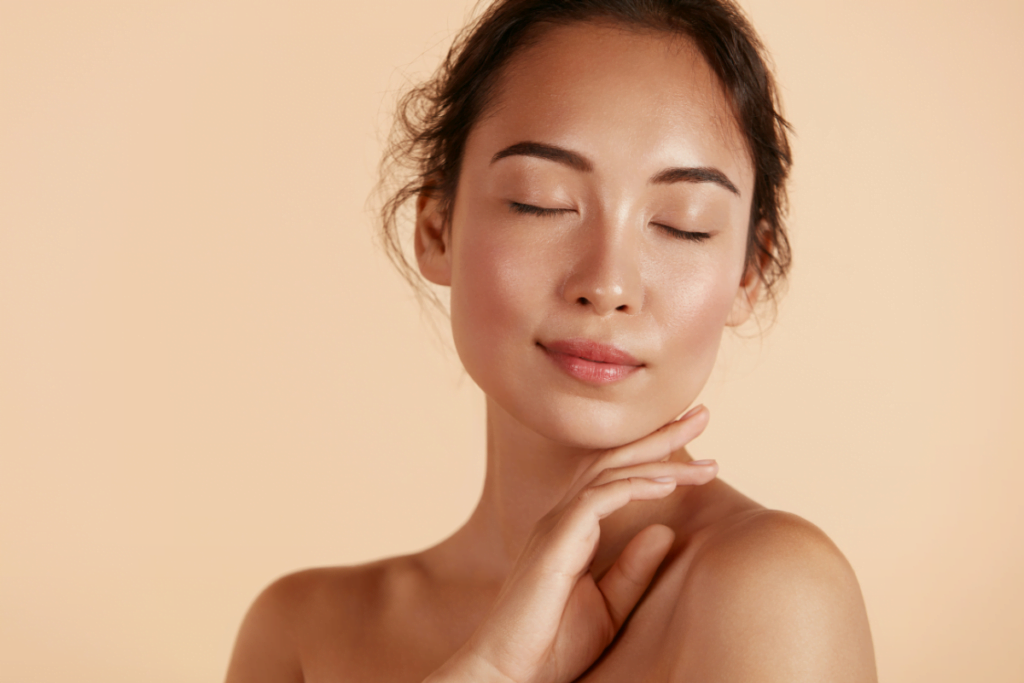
[2,1,1022,681]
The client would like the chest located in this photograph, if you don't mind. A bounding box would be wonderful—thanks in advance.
[299,574,685,683]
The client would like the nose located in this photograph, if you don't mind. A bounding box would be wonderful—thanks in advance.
[561,214,643,316]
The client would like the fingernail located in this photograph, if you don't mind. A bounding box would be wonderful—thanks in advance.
[679,404,704,421]
[689,459,716,466]
[652,476,676,483]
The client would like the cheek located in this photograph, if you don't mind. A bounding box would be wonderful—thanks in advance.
[448,208,547,391]
[664,266,737,338]
[647,201,749,370]
[648,248,744,387]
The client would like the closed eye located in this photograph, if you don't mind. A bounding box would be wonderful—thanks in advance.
[653,222,712,243]
[509,201,574,217]
[510,202,708,241]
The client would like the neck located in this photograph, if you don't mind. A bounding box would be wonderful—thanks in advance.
[427,396,699,583]
[479,397,602,565]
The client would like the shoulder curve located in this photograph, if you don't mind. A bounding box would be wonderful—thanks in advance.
[224,560,412,683]
[693,508,849,576]
[224,570,313,683]
[670,509,877,683]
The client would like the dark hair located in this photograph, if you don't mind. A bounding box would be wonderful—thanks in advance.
[378,0,792,313]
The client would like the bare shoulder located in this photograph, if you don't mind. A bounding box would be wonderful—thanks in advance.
[224,557,419,683]
[669,509,877,683]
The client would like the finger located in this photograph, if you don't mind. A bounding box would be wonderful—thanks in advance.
[569,407,710,495]
[588,459,718,489]
[598,524,676,630]
[555,477,679,547]
[534,476,679,580]
[605,406,708,467]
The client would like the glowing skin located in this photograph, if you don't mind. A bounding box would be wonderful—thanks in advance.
[225,22,877,683]
[435,24,756,450]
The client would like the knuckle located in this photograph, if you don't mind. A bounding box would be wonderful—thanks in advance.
[575,486,599,505]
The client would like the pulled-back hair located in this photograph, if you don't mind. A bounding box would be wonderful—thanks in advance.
[379,0,792,312]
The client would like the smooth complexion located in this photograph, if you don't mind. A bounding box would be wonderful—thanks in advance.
[440,30,756,452]
[225,22,876,683]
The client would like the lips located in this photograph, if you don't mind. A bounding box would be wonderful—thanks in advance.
[539,338,643,384]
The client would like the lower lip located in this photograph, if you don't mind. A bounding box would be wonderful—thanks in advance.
[542,346,642,384]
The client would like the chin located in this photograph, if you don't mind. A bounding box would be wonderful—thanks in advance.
[514,392,679,451]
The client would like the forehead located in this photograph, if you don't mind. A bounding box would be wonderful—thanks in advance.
[473,21,753,194]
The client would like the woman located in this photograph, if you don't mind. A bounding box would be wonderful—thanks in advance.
[226,0,877,681]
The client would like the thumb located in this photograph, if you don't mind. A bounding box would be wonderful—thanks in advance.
[597,524,676,630]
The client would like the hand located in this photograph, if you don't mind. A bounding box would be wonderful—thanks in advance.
[426,406,716,683]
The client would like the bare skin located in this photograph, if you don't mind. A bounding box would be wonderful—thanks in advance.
[225,22,876,683]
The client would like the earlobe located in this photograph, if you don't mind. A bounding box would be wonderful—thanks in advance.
[414,192,452,287]
[727,221,772,327]
[725,268,759,327]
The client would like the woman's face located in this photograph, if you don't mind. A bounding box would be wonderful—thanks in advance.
[418,22,758,449]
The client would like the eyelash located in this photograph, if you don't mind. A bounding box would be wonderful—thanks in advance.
[655,223,712,243]
[510,202,711,243]
[509,201,571,218]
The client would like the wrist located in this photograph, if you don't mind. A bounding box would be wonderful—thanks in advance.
[424,648,517,683]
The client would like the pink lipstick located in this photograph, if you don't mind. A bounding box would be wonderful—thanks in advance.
[539,339,643,385]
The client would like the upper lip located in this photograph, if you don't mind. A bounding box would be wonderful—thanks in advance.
[540,338,643,366]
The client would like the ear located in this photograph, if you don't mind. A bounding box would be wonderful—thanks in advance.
[725,268,759,327]
[414,191,452,287]
[725,222,769,327]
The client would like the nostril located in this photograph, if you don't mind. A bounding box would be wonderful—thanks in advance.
[616,304,628,311]
[577,297,590,305]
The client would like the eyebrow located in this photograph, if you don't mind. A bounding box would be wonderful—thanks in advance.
[491,140,740,196]
[492,141,593,172]
[650,166,739,196]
